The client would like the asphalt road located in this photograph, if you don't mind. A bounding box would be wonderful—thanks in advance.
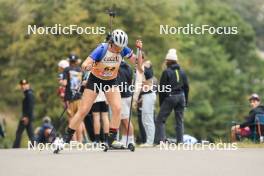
[0,147,263,176]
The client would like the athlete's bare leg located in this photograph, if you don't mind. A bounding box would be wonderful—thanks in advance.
[104,86,122,129]
[69,89,98,130]
[75,122,85,142]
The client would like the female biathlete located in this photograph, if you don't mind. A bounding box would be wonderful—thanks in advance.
[54,29,143,153]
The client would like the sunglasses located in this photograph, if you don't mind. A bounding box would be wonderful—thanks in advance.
[104,67,115,71]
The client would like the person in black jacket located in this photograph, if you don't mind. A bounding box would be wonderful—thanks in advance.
[155,49,189,144]
[117,61,135,146]
[231,93,264,142]
[13,79,35,148]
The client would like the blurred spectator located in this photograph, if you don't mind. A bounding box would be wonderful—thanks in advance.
[13,79,35,148]
[62,54,86,142]
[155,49,189,144]
[57,59,69,107]
[117,61,135,146]
[35,116,56,144]
[136,76,158,144]
[231,93,264,142]
[84,112,95,142]
[139,59,157,147]
[91,91,109,144]
[136,93,146,144]
[58,59,70,77]
[0,118,5,138]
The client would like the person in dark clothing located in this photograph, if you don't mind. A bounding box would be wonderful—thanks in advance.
[117,61,135,145]
[84,112,95,141]
[155,49,189,144]
[91,90,109,144]
[231,93,264,142]
[0,120,5,138]
[136,92,147,144]
[35,116,55,144]
[62,54,86,142]
[63,55,83,102]
[13,79,35,148]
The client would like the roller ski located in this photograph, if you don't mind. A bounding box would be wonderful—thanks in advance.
[102,140,135,152]
[102,132,135,152]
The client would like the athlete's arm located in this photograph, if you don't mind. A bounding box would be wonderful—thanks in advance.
[81,57,94,71]
[82,43,106,71]
[128,40,143,73]
[129,52,143,73]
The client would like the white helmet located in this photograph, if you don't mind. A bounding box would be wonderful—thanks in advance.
[111,29,128,48]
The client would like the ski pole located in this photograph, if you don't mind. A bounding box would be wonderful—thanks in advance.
[105,5,116,42]
[126,47,140,147]
[49,106,68,142]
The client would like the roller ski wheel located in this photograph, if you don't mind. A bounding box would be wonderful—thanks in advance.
[53,148,61,154]
[128,143,135,152]
[101,143,109,152]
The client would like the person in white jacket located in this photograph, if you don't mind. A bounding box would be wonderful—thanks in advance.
[134,57,156,147]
